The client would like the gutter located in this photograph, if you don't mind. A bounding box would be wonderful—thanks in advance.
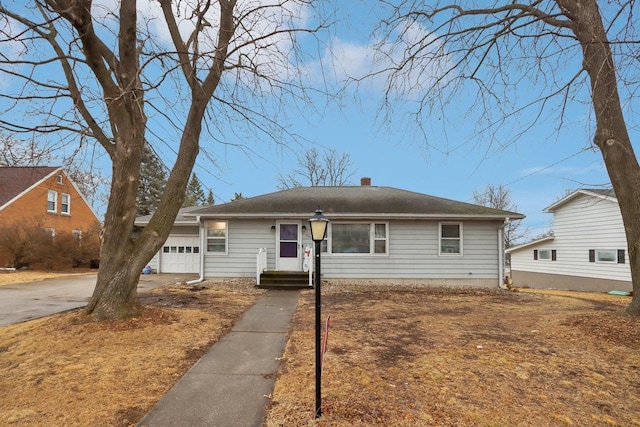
[186,215,205,285]
[498,218,509,290]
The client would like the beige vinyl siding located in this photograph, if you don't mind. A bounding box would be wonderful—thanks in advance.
[201,219,503,281]
[204,219,275,278]
[319,220,501,280]
[510,193,630,283]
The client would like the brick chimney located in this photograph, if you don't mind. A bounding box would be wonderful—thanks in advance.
[360,177,371,186]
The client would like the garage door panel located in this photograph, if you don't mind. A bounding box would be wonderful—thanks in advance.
[161,236,200,273]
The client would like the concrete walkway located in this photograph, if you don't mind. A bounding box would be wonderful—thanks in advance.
[137,289,300,427]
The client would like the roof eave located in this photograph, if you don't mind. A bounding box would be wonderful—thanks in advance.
[187,212,524,221]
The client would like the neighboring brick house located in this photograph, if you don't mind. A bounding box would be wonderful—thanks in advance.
[0,166,101,267]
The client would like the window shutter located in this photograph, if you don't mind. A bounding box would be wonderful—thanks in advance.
[589,250,595,263]
[551,250,557,261]
[618,249,625,264]
[533,250,538,260]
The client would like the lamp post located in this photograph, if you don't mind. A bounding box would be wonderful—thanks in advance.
[309,208,329,419]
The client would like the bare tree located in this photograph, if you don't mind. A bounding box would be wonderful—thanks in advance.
[374,1,640,315]
[473,184,528,248]
[0,134,53,166]
[0,1,330,320]
[277,147,356,188]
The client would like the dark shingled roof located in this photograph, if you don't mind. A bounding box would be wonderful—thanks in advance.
[185,186,524,220]
[0,166,60,208]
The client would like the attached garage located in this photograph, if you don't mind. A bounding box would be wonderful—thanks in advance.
[159,235,200,273]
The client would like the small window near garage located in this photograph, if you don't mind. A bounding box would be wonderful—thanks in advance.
[163,246,170,253]
[439,223,462,255]
[47,190,57,212]
[170,246,177,253]
[185,246,192,254]
[193,246,200,254]
[206,221,227,253]
[61,193,71,215]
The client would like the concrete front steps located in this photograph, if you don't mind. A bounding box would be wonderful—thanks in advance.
[257,271,313,289]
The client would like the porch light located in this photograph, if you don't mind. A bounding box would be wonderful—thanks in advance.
[308,208,329,419]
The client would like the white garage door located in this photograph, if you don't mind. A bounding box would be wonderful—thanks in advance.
[160,235,200,273]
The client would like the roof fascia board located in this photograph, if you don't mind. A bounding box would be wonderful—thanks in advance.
[0,167,62,213]
[544,189,616,212]
[506,236,555,253]
[186,213,523,221]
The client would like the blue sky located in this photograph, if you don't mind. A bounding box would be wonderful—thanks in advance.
[184,1,629,241]
[2,1,636,241]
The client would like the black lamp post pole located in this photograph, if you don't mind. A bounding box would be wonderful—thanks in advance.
[314,238,322,419]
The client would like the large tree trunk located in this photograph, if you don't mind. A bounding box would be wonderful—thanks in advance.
[559,0,640,315]
[86,100,206,320]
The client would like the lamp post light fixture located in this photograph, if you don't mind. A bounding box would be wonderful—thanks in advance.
[309,208,329,419]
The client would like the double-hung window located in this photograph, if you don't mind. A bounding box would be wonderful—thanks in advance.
[47,190,57,212]
[329,222,388,255]
[61,193,71,215]
[439,223,462,255]
[206,221,227,253]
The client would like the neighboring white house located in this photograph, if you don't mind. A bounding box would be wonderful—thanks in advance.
[507,188,631,292]
[136,178,523,287]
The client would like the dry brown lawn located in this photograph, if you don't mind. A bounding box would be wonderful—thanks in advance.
[0,276,263,426]
[1,272,639,427]
[265,285,640,427]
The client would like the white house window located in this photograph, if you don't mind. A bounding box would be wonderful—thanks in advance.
[597,250,616,263]
[61,193,71,215]
[374,223,387,254]
[538,249,552,260]
[534,249,557,261]
[47,190,57,212]
[330,223,388,255]
[57,174,63,184]
[206,221,227,253]
[589,249,626,263]
[44,228,55,237]
[439,223,462,255]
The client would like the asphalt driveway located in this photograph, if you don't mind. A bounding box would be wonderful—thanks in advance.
[0,273,198,326]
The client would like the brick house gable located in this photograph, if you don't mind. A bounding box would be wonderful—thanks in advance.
[0,166,102,267]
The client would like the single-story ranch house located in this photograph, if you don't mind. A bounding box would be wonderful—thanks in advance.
[136,178,524,287]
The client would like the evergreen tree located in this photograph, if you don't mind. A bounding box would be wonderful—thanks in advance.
[206,189,215,205]
[183,173,207,207]
[137,144,167,216]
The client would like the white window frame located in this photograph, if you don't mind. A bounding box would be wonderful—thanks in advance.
[61,193,71,215]
[44,227,56,237]
[439,222,463,256]
[205,220,228,254]
[325,222,389,256]
[47,190,57,213]
[57,174,64,184]
[538,249,552,261]
[596,249,617,263]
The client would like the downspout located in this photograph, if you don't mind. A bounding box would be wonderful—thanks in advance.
[497,218,509,290]
[187,215,205,285]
